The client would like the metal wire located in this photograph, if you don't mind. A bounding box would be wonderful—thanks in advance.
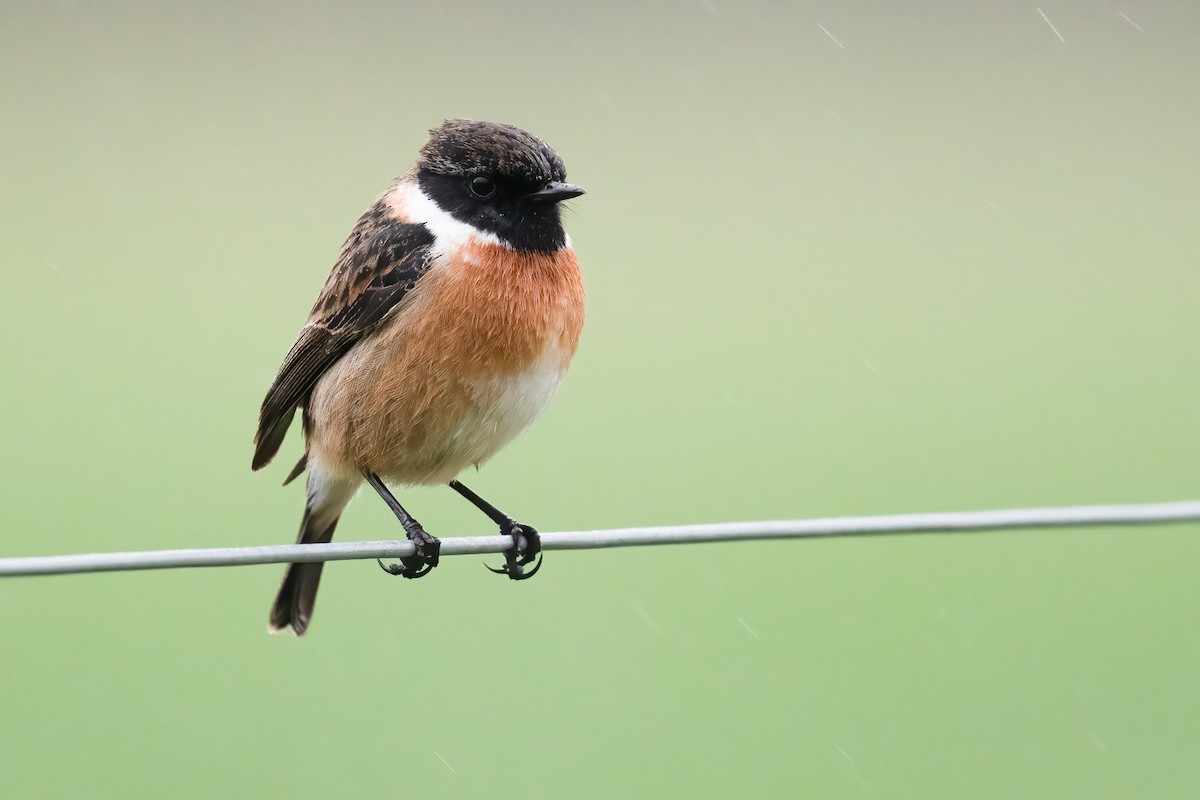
[1,500,1197,578]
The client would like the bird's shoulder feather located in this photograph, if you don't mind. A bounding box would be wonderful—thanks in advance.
[252,198,435,471]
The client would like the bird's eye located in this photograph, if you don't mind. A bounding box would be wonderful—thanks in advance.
[469,176,496,198]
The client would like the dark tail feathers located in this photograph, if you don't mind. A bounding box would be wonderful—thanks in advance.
[268,506,341,636]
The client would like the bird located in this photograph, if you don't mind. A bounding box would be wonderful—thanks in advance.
[252,119,586,635]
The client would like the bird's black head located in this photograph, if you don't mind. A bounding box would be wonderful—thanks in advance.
[416,119,584,253]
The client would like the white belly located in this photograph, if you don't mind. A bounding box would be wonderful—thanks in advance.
[450,349,567,469]
[365,346,567,486]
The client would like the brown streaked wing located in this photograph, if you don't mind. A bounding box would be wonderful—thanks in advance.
[252,201,435,471]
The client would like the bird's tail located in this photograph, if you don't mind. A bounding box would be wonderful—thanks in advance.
[269,469,357,636]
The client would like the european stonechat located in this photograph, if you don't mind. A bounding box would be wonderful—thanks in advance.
[253,120,585,635]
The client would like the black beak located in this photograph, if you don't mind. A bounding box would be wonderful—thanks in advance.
[525,181,586,203]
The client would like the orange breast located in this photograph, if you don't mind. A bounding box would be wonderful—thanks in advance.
[309,239,585,483]
[442,241,586,373]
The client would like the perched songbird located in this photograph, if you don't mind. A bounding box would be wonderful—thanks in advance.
[253,120,586,635]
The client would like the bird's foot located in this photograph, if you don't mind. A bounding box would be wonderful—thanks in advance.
[377,526,441,579]
[486,521,542,581]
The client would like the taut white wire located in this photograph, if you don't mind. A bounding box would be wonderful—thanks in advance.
[1,500,1197,578]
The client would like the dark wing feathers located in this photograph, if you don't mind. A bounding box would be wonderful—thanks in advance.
[252,201,435,471]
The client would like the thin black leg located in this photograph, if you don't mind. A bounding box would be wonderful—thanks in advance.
[449,480,542,581]
[368,473,440,579]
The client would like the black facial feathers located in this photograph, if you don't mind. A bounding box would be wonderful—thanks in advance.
[416,120,577,253]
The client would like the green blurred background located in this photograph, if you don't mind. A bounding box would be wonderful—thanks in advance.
[2,1,1198,797]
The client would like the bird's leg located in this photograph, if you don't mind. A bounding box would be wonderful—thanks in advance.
[449,480,542,581]
[367,473,440,579]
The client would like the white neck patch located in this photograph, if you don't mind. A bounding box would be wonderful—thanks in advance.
[390,180,509,250]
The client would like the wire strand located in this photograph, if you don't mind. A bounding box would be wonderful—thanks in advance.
[1,500,1197,578]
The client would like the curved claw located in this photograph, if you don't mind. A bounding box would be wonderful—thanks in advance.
[378,556,435,579]
[484,520,544,580]
[483,551,544,580]
[509,552,543,581]
[378,558,412,576]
